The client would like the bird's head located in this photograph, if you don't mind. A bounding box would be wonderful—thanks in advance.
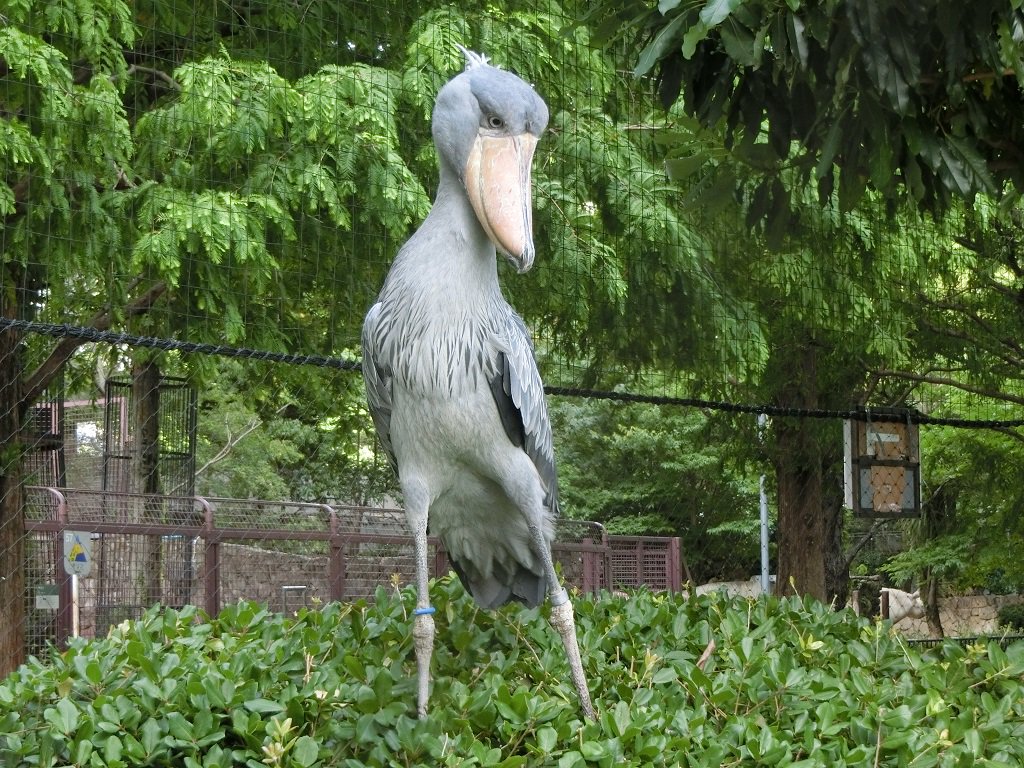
[432,46,549,273]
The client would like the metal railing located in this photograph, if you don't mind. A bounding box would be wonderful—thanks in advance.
[22,487,683,653]
[907,635,1024,651]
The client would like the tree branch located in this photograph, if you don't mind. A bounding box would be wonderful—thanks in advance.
[168,403,290,496]
[987,425,1024,446]
[926,275,1023,316]
[872,369,1024,407]
[111,64,182,92]
[21,281,168,408]
[842,519,888,573]
[915,315,1024,369]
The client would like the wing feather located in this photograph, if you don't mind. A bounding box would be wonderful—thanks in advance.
[490,311,559,516]
[361,302,397,473]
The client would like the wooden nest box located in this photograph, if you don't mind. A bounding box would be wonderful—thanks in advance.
[843,408,921,518]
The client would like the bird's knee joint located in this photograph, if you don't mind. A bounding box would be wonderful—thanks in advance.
[549,600,574,633]
[412,613,435,640]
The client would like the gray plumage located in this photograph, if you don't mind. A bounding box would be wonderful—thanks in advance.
[361,53,554,609]
[361,48,593,720]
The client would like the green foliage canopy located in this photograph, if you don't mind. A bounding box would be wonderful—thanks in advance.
[1,0,747,379]
[551,397,763,581]
[884,399,1024,593]
[591,0,1024,221]
[5,0,1024,603]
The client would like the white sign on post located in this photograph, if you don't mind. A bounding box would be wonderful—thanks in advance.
[62,530,92,577]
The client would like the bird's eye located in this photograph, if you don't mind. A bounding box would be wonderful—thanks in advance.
[486,115,505,129]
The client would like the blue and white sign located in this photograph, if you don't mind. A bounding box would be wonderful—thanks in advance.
[62,530,92,577]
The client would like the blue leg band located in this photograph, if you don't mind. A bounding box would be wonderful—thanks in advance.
[413,606,436,616]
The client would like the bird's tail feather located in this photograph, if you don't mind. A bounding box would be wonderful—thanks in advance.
[450,555,546,609]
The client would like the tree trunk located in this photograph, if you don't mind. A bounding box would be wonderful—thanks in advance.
[922,482,954,637]
[773,344,827,601]
[924,567,944,637]
[132,359,163,607]
[775,423,826,600]
[823,458,848,608]
[0,301,25,677]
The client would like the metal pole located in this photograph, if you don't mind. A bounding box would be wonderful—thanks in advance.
[54,489,73,647]
[759,473,770,595]
[71,575,80,638]
[758,414,771,595]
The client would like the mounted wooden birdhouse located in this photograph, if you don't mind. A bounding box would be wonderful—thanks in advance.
[843,408,922,518]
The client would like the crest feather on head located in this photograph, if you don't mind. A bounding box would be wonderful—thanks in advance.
[455,43,494,71]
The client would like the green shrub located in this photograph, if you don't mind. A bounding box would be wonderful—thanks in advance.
[997,601,1024,632]
[2,576,1023,767]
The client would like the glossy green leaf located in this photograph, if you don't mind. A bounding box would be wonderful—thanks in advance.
[292,735,319,767]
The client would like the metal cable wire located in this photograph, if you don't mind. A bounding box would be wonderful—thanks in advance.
[4,317,1023,429]
[0,318,361,371]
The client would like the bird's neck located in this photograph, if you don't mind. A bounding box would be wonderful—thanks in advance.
[375,173,507,395]
[406,173,501,293]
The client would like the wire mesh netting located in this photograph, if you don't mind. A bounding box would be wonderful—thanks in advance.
[3,0,1024,671]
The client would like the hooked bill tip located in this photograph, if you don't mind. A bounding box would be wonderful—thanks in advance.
[514,246,535,273]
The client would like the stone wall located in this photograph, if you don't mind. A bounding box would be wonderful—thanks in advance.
[690,577,1024,640]
[691,577,768,599]
[216,543,331,612]
[898,594,1024,639]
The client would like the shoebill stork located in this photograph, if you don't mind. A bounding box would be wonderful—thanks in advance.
[361,47,595,720]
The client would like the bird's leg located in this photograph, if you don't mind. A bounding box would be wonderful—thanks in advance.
[412,605,435,720]
[549,590,595,720]
[529,523,595,720]
[404,486,435,719]
[411,572,435,719]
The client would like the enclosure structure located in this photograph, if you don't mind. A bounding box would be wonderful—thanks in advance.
[21,486,682,654]
[4,0,1024,684]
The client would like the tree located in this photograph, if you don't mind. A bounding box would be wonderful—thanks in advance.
[190,359,393,505]
[586,0,1024,602]
[592,0,1024,220]
[884,198,1024,404]
[883,397,1024,598]
[549,396,762,582]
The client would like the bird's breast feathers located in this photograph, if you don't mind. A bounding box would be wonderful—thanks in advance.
[369,299,507,400]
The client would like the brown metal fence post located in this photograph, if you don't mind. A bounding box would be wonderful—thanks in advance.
[432,541,448,579]
[581,538,599,595]
[328,507,345,602]
[598,532,606,593]
[585,536,606,598]
[635,538,645,588]
[199,498,219,617]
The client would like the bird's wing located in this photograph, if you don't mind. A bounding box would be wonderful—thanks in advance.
[490,310,560,516]
[361,301,397,473]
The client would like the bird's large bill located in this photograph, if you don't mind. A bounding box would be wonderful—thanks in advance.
[464,132,538,273]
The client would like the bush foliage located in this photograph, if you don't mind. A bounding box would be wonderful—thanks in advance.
[2,577,1023,767]
[997,602,1024,633]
